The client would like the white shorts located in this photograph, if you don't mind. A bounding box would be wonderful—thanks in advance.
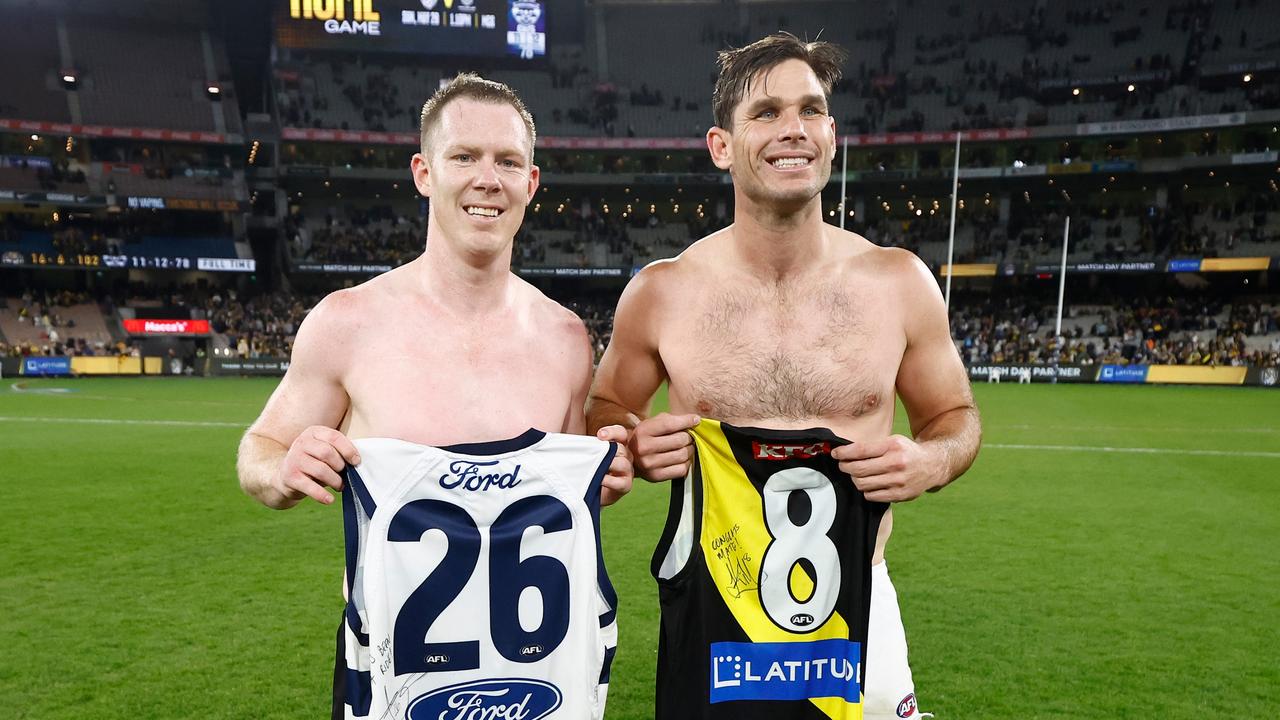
[865,562,929,719]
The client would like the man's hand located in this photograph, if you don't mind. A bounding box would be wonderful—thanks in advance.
[631,413,701,482]
[273,425,361,506]
[595,424,635,506]
[833,435,943,503]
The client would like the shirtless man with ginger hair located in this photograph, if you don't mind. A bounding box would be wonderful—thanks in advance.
[236,74,632,716]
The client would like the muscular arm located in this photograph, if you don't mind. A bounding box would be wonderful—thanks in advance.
[237,294,354,509]
[894,254,982,491]
[562,314,594,436]
[585,264,670,434]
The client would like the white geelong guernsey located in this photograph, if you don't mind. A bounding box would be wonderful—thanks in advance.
[335,430,618,720]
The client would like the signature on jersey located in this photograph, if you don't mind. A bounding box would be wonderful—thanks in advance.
[724,553,760,599]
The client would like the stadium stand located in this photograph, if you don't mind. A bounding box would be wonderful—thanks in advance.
[0,292,120,356]
[271,0,1278,138]
[1,0,1277,376]
[65,18,241,134]
[0,14,73,123]
[950,294,1280,367]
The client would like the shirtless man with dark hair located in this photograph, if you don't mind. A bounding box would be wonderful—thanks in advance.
[588,34,979,719]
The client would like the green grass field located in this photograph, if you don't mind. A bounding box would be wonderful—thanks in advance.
[2,378,1278,718]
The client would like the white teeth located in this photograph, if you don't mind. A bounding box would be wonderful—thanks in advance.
[771,157,809,168]
[465,206,500,217]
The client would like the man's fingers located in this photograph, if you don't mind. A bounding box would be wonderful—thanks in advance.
[312,426,361,466]
[832,438,890,461]
[299,455,344,491]
[636,426,695,454]
[641,463,689,482]
[643,413,701,436]
[840,456,897,479]
[309,440,348,473]
[286,473,336,505]
[640,447,691,473]
[596,424,630,444]
[600,485,627,507]
[862,488,901,503]
[601,471,632,492]
[849,472,894,493]
[607,454,633,479]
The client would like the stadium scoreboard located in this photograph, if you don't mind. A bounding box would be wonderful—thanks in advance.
[277,0,547,60]
[2,251,255,272]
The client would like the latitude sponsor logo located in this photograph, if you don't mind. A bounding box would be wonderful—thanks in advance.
[709,639,862,703]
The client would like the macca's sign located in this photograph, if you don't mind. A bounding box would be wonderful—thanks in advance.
[123,319,211,335]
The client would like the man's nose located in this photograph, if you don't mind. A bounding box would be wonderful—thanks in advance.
[473,160,501,191]
[777,109,808,142]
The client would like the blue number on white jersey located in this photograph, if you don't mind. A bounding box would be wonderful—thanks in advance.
[335,430,618,720]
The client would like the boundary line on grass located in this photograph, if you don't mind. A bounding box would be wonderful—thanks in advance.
[2,417,1277,458]
[0,416,244,428]
[986,443,1280,459]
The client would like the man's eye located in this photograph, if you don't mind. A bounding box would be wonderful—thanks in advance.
[758,110,777,119]
[803,107,820,116]
[455,154,472,162]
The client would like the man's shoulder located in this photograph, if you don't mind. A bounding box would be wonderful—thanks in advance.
[514,276,589,339]
[836,230,934,284]
[629,227,727,290]
[300,270,400,334]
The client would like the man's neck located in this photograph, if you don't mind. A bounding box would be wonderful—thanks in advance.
[416,232,516,318]
[729,196,830,281]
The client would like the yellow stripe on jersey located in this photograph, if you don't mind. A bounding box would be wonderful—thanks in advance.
[690,419,863,719]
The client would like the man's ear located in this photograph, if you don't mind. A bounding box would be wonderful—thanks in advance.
[527,163,540,201]
[410,152,432,197]
[707,126,733,171]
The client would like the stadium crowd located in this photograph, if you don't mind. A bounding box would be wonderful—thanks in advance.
[204,289,315,359]
[286,189,1277,271]
[950,295,1280,367]
[0,290,136,358]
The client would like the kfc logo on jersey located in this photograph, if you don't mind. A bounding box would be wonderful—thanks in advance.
[438,460,523,491]
[897,692,918,717]
[752,441,832,461]
[405,678,562,720]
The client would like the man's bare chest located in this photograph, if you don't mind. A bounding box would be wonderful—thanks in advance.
[662,285,905,422]
[340,326,574,442]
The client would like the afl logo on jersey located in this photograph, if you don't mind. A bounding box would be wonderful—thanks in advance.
[406,678,563,720]
[896,692,918,717]
[790,613,814,627]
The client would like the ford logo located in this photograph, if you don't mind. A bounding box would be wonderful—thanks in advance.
[406,678,562,720]
[791,613,815,627]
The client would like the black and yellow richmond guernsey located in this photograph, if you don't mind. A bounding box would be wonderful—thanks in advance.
[651,419,888,720]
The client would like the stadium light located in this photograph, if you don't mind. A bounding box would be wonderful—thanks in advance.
[1243,73,1253,83]
[1072,87,1081,96]
[206,84,222,99]
[1127,84,1136,92]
